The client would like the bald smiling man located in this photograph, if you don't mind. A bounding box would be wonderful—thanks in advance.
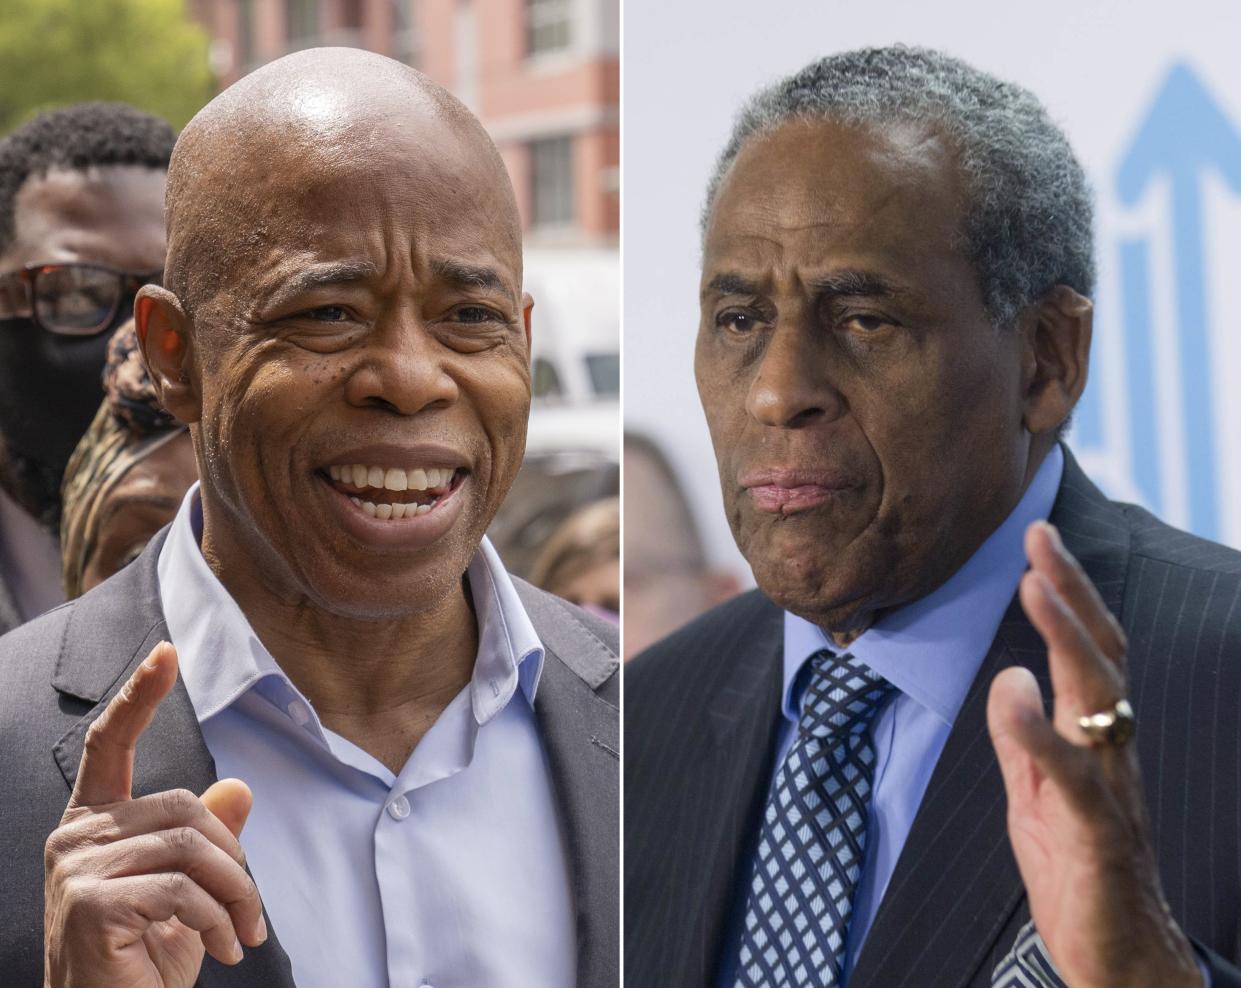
[0,49,618,988]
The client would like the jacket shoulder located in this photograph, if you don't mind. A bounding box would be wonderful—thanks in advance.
[1118,501,1241,575]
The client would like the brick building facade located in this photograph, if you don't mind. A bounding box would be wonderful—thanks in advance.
[190,0,618,245]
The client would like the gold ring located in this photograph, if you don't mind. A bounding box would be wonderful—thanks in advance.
[1077,698,1136,747]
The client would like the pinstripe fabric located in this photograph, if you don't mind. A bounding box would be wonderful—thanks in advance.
[625,446,1241,988]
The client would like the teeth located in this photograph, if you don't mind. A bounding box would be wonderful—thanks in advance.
[350,498,437,521]
[330,464,456,493]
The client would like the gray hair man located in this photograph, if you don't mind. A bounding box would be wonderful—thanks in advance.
[626,45,1240,988]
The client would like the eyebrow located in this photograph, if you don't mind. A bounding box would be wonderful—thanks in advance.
[704,273,761,297]
[807,270,904,300]
[431,259,510,294]
[703,269,906,300]
[261,260,379,309]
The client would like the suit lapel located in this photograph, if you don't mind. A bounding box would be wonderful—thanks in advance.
[848,448,1130,988]
[671,594,785,988]
[50,531,298,988]
[515,579,620,988]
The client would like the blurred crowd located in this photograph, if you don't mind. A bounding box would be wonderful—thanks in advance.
[0,100,622,633]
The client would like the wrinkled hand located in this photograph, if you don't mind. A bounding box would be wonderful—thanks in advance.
[43,642,267,988]
[986,522,1201,988]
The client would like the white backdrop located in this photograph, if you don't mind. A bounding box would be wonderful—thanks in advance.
[623,0,1241,581]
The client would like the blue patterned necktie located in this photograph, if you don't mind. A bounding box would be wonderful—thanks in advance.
[733,650,896,988]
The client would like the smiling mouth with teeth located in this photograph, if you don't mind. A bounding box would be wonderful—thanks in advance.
[325,464,463,520]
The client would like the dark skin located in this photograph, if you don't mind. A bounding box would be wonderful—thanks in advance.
[699,117,1198,986]
[42,49,532,986]
[0,165,165,274]
[79,431,197,594]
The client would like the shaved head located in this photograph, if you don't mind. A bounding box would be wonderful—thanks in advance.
[164,47,520,322]
[135,44,535,622]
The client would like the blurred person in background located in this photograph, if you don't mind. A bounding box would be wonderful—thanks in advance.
[60,318,194,598]
[0,101,171,631]
[529,495,619,621]
[623,431,738,659]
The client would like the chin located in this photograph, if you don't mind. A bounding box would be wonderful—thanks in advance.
[740,524,891,635]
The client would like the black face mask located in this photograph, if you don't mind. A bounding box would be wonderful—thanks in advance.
[0,305,130,525]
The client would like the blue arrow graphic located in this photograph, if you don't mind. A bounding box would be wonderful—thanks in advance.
[1116,63,1241,538]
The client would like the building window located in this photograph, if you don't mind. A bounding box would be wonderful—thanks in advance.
[532,357,563,400]
[340,0,364,30]
[530,136,574,229]
[392,0,418,65]
[237,0,255,66]
[525,0,571,56]
[286,0,319,44]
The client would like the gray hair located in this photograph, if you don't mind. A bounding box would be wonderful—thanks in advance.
[703,46,1095,327]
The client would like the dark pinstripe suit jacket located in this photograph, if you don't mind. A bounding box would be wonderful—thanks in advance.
[625,448,1241,987]
[0,529,620,987]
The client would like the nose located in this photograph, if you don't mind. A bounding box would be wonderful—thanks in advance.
[745,324,845,428]
[344,316,459,415]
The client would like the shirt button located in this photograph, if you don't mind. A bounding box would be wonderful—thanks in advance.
[287,699,311,727]
[387,795,411,820]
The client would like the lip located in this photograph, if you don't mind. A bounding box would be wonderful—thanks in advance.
[739,466,857,515]
[321,442,471,472]
[314,441,472,549]
[318,470,468,549]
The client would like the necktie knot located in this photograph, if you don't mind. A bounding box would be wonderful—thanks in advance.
[798,650,895,740]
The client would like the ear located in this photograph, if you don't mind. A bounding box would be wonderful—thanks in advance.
[1019,285,1092,437]
[135,285,201,425]
[521,291,534,357]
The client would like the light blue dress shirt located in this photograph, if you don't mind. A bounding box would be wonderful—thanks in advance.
[157,486,575,988]
[719,445,1064,987]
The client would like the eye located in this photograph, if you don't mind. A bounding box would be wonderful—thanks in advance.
[840,313,895,333]
[715,309,762,333]
[299,305,351,322]
[453,305,503,324]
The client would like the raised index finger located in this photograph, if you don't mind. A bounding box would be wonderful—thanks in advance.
[69,641,180,809]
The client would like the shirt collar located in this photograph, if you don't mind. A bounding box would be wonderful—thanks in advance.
[782,444,1064,728]
[157,483,544,730]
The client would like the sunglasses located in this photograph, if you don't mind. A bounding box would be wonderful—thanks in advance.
[0,262,163,337]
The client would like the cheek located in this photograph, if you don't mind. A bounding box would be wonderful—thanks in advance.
[464,358,531,478]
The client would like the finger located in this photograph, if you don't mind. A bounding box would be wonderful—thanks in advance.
[201,779,253,839]
[1019,568,1126,744]
[1026,522,1127,666]
[57,787,248,870]
[94,871,244,966]
[84,828,265,947]
[70,642,179,809]
[985,665,1111,821]
[986,666,1046,809]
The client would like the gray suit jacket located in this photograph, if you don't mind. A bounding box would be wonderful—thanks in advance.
[0,529,619,987]
[625,447,1241,987]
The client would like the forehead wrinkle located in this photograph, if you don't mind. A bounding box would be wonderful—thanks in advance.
[164,48,519,316]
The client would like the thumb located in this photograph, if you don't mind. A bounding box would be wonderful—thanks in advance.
[201,778,253,838]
